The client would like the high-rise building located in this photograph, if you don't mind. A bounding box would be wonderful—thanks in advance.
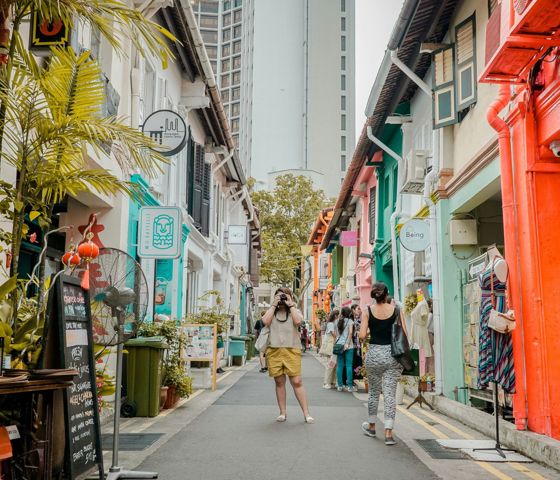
[251,0,356,198]
[192,0,254,174]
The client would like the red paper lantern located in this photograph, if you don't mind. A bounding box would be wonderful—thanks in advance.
[78,233,100,290]
[61,250,81,267]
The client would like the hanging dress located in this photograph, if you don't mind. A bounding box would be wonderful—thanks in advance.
[477,263,515,393]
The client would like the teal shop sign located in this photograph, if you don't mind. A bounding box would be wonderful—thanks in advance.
[138,206,182,259]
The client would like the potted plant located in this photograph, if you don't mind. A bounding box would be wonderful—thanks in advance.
[163,364,193,408]
[419,373,435,392]
[404,294,418,316]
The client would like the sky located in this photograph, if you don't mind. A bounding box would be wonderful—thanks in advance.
[354,0,403,143]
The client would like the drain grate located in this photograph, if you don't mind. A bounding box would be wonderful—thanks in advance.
[101,433,164,451]
[416,439,466,460]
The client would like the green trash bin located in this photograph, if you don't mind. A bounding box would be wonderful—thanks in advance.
[246,334,255,360]
[228,335,248,366]
[125,336,168,417]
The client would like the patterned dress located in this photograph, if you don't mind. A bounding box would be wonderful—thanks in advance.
[478,264,515,393]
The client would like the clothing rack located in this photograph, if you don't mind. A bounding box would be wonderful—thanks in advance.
[473,381,514,458]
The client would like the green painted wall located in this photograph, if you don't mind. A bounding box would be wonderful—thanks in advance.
[332,245,343,286]
[437,159,501,399]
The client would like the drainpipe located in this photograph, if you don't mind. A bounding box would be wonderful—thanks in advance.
[487,84,528,431]
[423,129,443,394]
[367,126,403,302]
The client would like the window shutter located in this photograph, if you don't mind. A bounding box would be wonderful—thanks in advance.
[192,143,204,230]
[455,15,477,111]
[186,130,195,215]
[368,187,376,244]
[201,160,211,237]
[432,45,458,129]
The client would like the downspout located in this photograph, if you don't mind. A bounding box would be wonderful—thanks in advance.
[487,84,528,430]
[423,131,443,395]
[367,126,403,302]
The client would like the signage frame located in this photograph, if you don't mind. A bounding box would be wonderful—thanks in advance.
[138,206,182,259]
[399,218,431,252]
[181,323,217,391]
[227,225,248,245]
[141,109,187,157]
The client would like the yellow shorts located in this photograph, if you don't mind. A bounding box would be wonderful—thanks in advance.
[266,347,302,378]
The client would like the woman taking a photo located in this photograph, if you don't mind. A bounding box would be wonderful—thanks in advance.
[262,287,314,424]
[359,282,407,445]
[321,309,339,389]
[335,306,355,392]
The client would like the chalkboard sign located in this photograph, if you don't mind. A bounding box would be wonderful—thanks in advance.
[54,275,104,480]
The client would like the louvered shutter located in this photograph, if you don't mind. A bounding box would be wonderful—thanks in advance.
[455,15,477,111]
[368,187,376,244]
[192,144,204,230]
[200,160,211,237]
[432,45,457,129]
[186,130,194,212]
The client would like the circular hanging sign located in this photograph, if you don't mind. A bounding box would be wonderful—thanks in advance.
[399,218,430,252]
[142,109,187,157]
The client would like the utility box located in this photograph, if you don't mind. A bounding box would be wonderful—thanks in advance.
[449,219,478,245]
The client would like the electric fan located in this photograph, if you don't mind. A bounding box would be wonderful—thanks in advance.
[77,248,157,479]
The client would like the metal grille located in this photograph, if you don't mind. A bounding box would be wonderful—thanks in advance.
[416,439,467,460]
[101,433,164,451]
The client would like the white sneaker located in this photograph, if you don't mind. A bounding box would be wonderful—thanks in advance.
[337,386,344,392]
[322,384,332,389]
[346,386,356,393]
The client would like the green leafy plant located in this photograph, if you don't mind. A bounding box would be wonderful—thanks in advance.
[404,294,418,316]
[186,290,230,334]
[315,309,327,321]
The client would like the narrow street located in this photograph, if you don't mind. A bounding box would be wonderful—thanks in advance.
[113,355,558,480]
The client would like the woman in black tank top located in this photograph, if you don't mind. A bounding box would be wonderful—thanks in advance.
[358,282,409,446]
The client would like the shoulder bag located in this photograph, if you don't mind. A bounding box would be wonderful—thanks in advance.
[488,259,516,334]
[333,319,349,355]
[255,326,270,353]
[319,331,334,356]
[390,307,415,372]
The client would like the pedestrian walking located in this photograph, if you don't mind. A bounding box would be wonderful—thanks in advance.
[359,282,408,445]
[334,307,355,392]
[262,287,314,424]
[320,309,339,389]
[254,312,267,373]
[350,304,363,377]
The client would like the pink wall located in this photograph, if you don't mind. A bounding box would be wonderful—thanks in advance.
[354,165,377,310]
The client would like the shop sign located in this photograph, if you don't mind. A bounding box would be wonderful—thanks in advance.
[340,231,358,247]
[142,109,187,157]
[400,219,430,252]
[29,10,71,52]
[138,207,182,259]
[467,252,488,282]
[227,225,247,245]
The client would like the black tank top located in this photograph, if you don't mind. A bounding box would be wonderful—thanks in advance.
[368,306,397,345]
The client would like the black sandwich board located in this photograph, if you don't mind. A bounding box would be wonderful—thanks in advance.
[53,275,104,480]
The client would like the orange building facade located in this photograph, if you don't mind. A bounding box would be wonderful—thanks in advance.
[481,0,560,438]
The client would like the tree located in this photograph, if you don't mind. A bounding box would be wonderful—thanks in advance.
[0,0,172,367]
[251,174,327,289]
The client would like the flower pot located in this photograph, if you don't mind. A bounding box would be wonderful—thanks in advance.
[164,385,180,409]
[159,386,169,411]
[364,382,369,393]
[419,381,428,392]
[396,382,404,405]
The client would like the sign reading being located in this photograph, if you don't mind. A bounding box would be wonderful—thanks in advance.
[142,109,187,157]
[138,207,182,259]
[399,218,430,252]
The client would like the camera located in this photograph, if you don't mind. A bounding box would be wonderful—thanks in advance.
[280,294,288,303]
[550,140,560,158]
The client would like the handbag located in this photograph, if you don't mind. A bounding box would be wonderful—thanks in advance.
[333,319,349,355]
[255,326,270,353]
[390,307,415,372]
[488,259,516,334]
[319,333,334,356]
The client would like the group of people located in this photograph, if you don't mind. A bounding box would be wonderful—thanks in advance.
[254,282,408,446]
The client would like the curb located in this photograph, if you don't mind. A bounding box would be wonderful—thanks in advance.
[410,389,560,472]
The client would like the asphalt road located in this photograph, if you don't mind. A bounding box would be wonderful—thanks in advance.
[138,353,437,480]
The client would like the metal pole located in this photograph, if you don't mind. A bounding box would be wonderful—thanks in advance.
[110,324,124,471]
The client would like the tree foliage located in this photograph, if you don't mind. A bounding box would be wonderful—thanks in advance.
[251,174,327,287]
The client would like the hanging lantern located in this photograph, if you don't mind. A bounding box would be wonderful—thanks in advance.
[61,246,81,267]
[77,233,100,290]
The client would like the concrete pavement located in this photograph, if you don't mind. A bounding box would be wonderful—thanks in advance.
[109,353,559,480]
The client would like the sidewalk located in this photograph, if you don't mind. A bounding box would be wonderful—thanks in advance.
[102,354,559,480]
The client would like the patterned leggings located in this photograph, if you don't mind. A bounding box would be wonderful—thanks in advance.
[365,345,403,429]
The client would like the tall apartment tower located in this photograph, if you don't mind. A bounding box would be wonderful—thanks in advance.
[192,0,254,174]
[251,0,356,198]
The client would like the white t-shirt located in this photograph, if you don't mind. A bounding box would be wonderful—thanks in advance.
[325,322,335,335]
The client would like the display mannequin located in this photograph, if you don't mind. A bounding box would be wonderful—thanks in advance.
[487,245,508,282]
[410,289,432,357]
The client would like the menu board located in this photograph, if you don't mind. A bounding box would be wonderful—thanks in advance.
[55,276,104,480]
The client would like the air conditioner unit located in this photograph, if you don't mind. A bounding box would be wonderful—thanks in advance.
[480,0,560,84]
[401,149,429,195]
